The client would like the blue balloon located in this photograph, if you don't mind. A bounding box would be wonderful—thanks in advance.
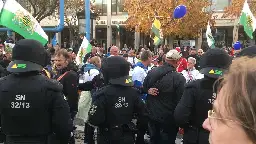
[234,41,241,50]
[173,5,187,19]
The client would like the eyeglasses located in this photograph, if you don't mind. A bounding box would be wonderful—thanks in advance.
[208,110,256,131]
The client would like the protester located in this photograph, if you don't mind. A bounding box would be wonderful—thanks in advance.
[176,47,188,72]
[77,56,101,144]
[132,50,152,144]
[188,47,200,69]
[53,49,79,144]
[109,46,120,57]
[143,49,186,144]
[83,46,98,63]
[181,57,203,83]
[127,49,138,66]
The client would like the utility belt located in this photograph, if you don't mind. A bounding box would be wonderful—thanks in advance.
[6,135,48,144]
[99,123,137,140]
[183,125,209,143]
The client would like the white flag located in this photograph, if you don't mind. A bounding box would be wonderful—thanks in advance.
[206,22,215,48]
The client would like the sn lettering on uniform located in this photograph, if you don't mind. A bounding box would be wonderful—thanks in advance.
[115,97,129,108]
[11,95,30,109]
[208,93,216,104]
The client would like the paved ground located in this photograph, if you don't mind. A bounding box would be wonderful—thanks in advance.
[74,125,183,144]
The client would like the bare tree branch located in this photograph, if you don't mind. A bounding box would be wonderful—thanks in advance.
[23,0,58,22]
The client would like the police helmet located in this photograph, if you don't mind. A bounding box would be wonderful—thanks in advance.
[200,49,232,79]
[101,56,133,86]
[7,39,47,73]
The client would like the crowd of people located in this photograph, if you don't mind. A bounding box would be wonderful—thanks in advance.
[0,38,255,144]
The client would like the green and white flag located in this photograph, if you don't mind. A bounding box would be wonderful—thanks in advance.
[239,0,256,39]
[206,21,215,48]
[0,0,48,45]
[151,19,163,46]
[76,36,92,66]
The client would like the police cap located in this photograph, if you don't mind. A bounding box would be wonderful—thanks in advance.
[200,49,232,79]
[7,39,46,73]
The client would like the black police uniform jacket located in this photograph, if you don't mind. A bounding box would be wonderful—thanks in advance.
[174,76,216,144]
[55,66,79,118]
[143,63,186,124]
[87,84,145,144]
[0,73,73,144]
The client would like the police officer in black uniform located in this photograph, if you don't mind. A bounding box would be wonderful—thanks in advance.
[174,49,232,144]
[87,56,145,144]
[0,39,72,144]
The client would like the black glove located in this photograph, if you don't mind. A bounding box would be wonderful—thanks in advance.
[92,73,104,88]
[78,81,94,91]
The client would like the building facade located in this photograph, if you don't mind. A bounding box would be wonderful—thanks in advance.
[6,0,254,50]
[87,0,243,50]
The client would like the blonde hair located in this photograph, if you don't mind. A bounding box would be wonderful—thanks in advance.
[220,57,256,142]
[89,56,101,68]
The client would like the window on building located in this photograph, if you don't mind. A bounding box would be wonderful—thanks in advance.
[102,0,107,15]
[112,0,117,14]
[210,0,231,11]
[111,0,126,15]
[94,0,107,16]
[117,0,125,14]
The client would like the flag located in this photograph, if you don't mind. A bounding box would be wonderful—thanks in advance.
[116,24,120,31]
[116,24,120,35]
[75,36,92,66]
[0,0,48,45]
[206,22,215,48]
[152,19,161,37]
[153,36,161,45]
[51,34,57,46]
[239,0,256,39]
[151,19,162,46]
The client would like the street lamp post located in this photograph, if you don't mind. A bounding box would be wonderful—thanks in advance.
[85,0,91,41]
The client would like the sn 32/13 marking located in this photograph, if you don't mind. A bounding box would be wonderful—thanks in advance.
[10,95,30,109]
[11,102,30,109]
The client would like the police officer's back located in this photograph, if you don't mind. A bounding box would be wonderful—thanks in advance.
[0,39,72,144]
[87,56,145,144]
[174,49,232,144]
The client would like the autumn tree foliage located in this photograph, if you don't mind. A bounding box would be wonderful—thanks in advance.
[124,0,213,38]
[223,0,256,18]
[25,0,59,22]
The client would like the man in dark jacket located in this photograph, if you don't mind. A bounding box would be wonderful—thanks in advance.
[143,49,186,144]
[54,49,79,118]
[87,56,145,144]
[174,49,232,144]
[53,49,79,144]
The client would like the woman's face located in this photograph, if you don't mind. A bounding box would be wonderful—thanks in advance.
[203,88,251,144]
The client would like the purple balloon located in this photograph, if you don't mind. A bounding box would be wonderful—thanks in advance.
[173,5,187,19]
